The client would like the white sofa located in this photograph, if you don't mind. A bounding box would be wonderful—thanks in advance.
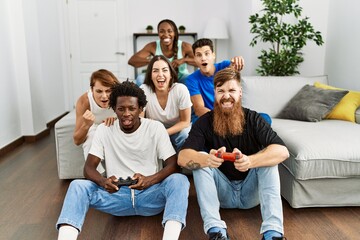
[242,75,360,208]
[55,75,360,208]
[55,110,85,179]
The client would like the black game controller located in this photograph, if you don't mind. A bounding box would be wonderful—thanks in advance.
[117,176,138,187]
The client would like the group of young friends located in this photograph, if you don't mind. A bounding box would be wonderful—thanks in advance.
[56,19,289,240]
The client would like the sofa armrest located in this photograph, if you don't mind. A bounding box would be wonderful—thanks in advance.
[55,110,85,179]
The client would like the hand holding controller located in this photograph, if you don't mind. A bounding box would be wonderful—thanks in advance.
[216,152,241,162]
[117,176,138,187]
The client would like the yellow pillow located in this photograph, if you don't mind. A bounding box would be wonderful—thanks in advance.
[314,82,360,122]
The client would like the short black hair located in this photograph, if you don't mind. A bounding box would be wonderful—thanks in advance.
[192,38,214,54]
[109,81,147,110]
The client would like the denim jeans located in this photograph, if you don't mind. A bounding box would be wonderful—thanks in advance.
[56,173,190,232]
[170,125,191,153]
[192,166,283,235]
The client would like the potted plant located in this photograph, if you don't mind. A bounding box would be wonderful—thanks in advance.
[249,0,324,76]
[146,25,153,34]
[178,25,186,34]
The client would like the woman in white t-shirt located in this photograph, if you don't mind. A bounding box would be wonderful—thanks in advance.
[140,55,192,152]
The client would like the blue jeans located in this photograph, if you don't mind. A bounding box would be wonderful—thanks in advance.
[56,173,190,232]
[136,73,189,86]
[192,167,283,235]
[170,125,191,153]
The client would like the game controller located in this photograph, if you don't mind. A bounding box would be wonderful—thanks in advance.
[216,152,241,162]
[117,176,138,187]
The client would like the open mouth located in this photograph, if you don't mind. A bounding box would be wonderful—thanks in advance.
[162,38,171,43]
[221,100,234,108]
[100,100,109,107]
[201,63,208,67]
[157,79,166,87]
[121,118,132,127]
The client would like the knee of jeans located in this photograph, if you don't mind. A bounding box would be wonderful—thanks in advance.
[192,167,213,178]
[166,173,190,190]
[181,125,191,136]
[69,179,94,193]
[256,165,278,175]
[176,128,190,144]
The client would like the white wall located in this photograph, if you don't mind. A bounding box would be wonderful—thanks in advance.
[35,0,67,120]
[0,0,22,147]
[229,0,329,76]
[124,0,232,77]
[326,0,360,91]
[0,0,65,148]
[228,0,255,76]
[296,0,329,76]
[1,0,359,149]
[224,0,329,76]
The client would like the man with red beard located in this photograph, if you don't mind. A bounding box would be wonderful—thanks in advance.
[185,38,244,123]
[178,68,289,240]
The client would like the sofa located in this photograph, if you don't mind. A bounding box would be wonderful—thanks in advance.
[242,75,360,208]
[55,110,85,179]
[55,75,360,208]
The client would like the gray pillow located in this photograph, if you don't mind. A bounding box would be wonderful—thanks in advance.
[277,84,349,122]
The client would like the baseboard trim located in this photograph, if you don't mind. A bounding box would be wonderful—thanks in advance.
[0,111,70,157]
[24,128,51,143]
[47,112,69,128]
[0,137,25,157]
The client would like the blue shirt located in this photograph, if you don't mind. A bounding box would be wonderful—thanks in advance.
[186,60,231,110]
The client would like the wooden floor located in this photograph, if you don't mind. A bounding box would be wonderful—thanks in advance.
[0,129,359,240]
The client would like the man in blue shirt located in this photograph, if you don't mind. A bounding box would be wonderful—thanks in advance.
[185,38,244,122]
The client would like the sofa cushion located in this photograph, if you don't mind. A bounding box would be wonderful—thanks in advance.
[314,82,360,123]
[272,118,360,180]
[242,75,328,117]
[277,85,349,122]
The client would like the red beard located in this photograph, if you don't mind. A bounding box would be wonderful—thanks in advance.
[213,98,245,138]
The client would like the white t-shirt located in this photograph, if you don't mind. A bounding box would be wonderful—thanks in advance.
[88,90,116,125]
[89,118,176,178]
[140,83,192,129]
[83,90,116,159]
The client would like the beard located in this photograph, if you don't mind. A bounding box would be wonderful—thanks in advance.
[213,98,245,138]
